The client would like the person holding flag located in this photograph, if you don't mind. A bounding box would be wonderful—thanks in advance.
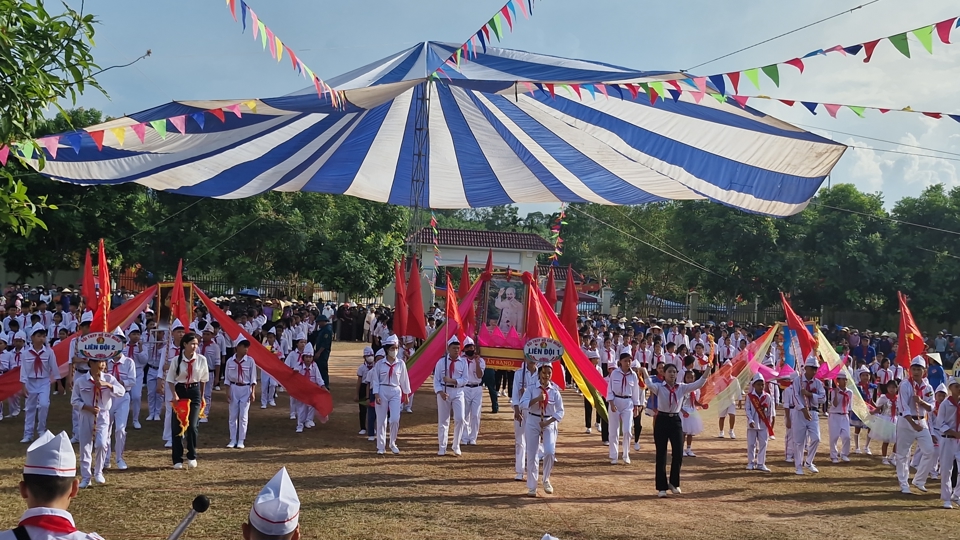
[105,328,136,471]
[827,371,853,464]
[745,373,774,472]
[433,336,467,456]
[793,356,826,475]
[896,355,936,494]
[371,335,410,455]
[520,363,564,497]
[71,352,125,487]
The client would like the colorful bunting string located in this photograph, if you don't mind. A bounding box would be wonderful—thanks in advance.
[0,101,260,163]
[430,211,441,268]
[439,0,538,73]
[227,0,343,108]
[547,203,566,264]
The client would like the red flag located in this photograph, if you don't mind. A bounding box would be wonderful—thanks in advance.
[445,271,464,345]
[459,256,475,331]
[405,255,427,340]
[544,266,558,311]
[482,249,493,278]
[92,239,111,332]
[80,248,95,313]
[780,292,816,362]
[393,257,407,338]
[897,292,925,369]
[559,266,579,347]
[169,259,189,327]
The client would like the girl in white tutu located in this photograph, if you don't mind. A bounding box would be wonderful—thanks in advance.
[869,380,899,464]
[681,369,704,456]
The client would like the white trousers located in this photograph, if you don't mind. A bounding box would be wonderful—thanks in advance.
[261,371,277,407]
[608,397,633,460]
[78,409,110,481]
[462,386,483,444]
[375,386,402,452]
[5,391,22,417]
[940,438,960,502]
[525,412,557,490]
[747,427,769,467]
[228,385,252,443]
[793,411,821,468]
[23,379,50,439]
[106,395,130,463]
[784,409,795,460]
[203,371,215,417]
[437,390,465,452]
[290,395,299,418]
[147,368,163,418]
[129,369,143,424]
[828,413,850,460]
[514,412,544,475]
[162,383,174,442]
[895,419,935,488]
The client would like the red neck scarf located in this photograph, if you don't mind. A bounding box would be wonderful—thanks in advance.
[914,382,925,414]
[30,349,44,377]
[387,361,396,381]
[128,343,135,358]
[887,392,897,418]
[540,386,549,413]
[835,387,850,413]
[19,514,76,534]
[183,356,195,381]
[111,360,122,379]
[666,384,679,408]
[235,357,245,384]
[805,379,814,408]
[448,356,456,378]
[620,370,630,395]
[12,349,21,366]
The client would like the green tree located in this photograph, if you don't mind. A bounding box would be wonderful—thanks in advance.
[0,0,104,234]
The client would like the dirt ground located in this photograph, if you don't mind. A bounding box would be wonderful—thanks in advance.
[0,342,954,539]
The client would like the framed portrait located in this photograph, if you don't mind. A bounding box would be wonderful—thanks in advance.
[483,277,526,336]
[156,282,194,329]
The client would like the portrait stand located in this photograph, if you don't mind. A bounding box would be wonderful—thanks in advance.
[476,271,529,369]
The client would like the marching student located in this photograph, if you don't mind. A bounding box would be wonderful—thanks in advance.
[226,337,257,446]
[461,337,486,446]
[364,349,386,442]
[745,373,774,472]
[716,370,741,439]
[511,354,540,481]
[520,363,564,497]
[145,327,165,424]
[895,356,936,494]
[793,356,826,475]
[356,346,376,435]
[638,363,708,498]
[20,324,58,444]
[608,353,641,464]
[261,327,283,408]
[433,336,467,456]
[828,370,853,464]
[165,332,209,470]
[295,344,325,434]
[869,380,900,465]
[68,313,93,443]
[105,328,136,471]
[160,320,186,448]
[935,377,960,509]
[852,367,877,455]
[400,336,417,413]
[284,333,308,421]
[680,369,704,457]
[71,352,125,487]
[1,332,24,421]
[125,323,147,429]
[199,326,222,422]
[781,374,797,462]
[372,335,411,455]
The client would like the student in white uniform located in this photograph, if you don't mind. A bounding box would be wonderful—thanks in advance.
[935,377,960,509]
[896,355,936,494]
[716,370,741,439]
[261,327,282,408]
[781,374,797,463]
[124,323,147,429]
[745,373,774,472]
[20,324,59,444]
[400,336,417,413]
[71,353,124,487]
[1,332,25,420]
[356,346,376,435]
[607,353,641,465]
[511,355,540,481]
[295,344,326,433]
[284,334,307,421]
[460,337,486,446]
[159,320,186,447]
[371,335,411,455]
[105,328,136,471]
[793,356,826,475]
[433,336,467,456]
[145,327,165,423]
[827,370,853,464]
[225,337,257,447]
[1,431,102,540]
[680,369,704,457]
[199,327,222,422]
[520,363,564,497]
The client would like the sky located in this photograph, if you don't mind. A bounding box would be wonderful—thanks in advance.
[65,0,960,215]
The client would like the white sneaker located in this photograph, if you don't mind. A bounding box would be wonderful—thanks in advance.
[585,428,592,434]
[227,441,237,448]
[687,449,697,457]
[390,445,400,455]
[746,463,755,470]
[769,435,776,440]
[758,465,771,472]
[94,474,106,484]
[603,441,610,446]
[438,449,446,456]
[912,482,928,493]
[668,484,681,495]
[728,430,736,439]
[237,442,245,449]
[595,422,601,431]
[657,490,667,498]
[514,473,524,481]
[611,458,619,465]
[717,432,725,438]
[79,479,90,488]
[359,429,367,435]
[831,458,839,464]
[633,442,640,451]
[453,448,462,457]
[117,459,128,470]
[865,447,873,455]
[527,488,538,497]
[367,436,376,441]
[944,502,955,509]
[854,448,862,454]
[795,468,804,476]
[269,401,276,407]
[806,464,819,474]
[296,425,304,433]
[305,421,316,428]
[882,457,891,465]
[173,463,183,470]
[133,421,141,430]
[261,405,267,409]
[543,480,554,494]
[840,456,850,462]
[900,485,912,494]
[199,417,208,423]
[290,414,297,420]
[623,456,631,464]
[186,460,197,469]
[164,441,172,448]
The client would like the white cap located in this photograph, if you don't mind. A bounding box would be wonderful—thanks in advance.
[30,322,46,336]
[268,327,277,335]
[302,343,315,356]
[803,356,819,368]
[234,335,251,348]
[462,336,475,347]
[13,330,26,341]
[113,327,126,339]
[835,370,848,380]
[171,318,184,331]
[24,431,76,477]
[855,367,871,378]
[294,331,306,342]
[0,332,8,343]
[910,355,927,368]
[936,383,948,394]
[127,322,141,334]
[381,335,398,347]
[402,335,416,344]
[750,373,764,385]
[446,335,460,346]
[249,468,300,537]
[362,346,374,356]
[949,378,960,388]
[375,348,386,359]
[80,310,94,324]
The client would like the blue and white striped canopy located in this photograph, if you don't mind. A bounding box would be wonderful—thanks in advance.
[30,42,845,216]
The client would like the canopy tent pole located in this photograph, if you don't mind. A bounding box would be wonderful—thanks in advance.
[407,79,432,261]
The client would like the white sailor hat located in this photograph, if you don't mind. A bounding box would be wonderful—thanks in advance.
[302,343,315,356]
[268,327,277,335]
[234,336,251,348]
[80,310,94,324]
[24,431,76,477]
[446,335,460,346]
[750,373,765,385]
[381,335,399,347]
[375,348,386,359]
[910,355,927,368]
[803,356,819,368]
[462,336,475,347]
[13,330,26,341]
[0,332,8,344]
[293,331,306,342]
[201,325,213,334]
[949,378,960,388]
[249,467,300,537]
[362,346,374,357]
[127,322,141,334]
[171,318,185,331]
[936,383,948,394]
[30,322,46,336]
[113,327,126,340]
[855,367,871,378]
[402,335,416,344]
[835,370,848,380]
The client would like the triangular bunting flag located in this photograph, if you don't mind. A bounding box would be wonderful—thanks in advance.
[500,5,513,31]
[824,45,846,55]
[761,64,780,87]
[582,83,596,99]
[110,127,125,147]
[228,0,237,21]
[732,95,749,108]
[38,136,59,159]
[708,74,725,96]
[569,83,582,99]
[240,0,247,31]
[225,104,242,118]
[778,99,795,106]
[784,57,804,73]
[63,132,82,153]
[888,33,911,58]
[879,109,891,114]
[667,79,682,92]
[169,115,187,134]
[0,145,8,166]
[506,0,517,22]
[692,77,707,93]
[726,72,740,94]
[490,15,503,41]
[650,81,665,100]
[130,123,146,143]
[521,81,535,96]
[18,140,35,159]
[667,89,682,102]
[149,120,167,139]
[191,112,205,130]
[823,104,842,118]
[245,100,258,113]
[258,21,267,49]
[802,49,824,58]
[923,112,943,119]
[863,39,881,62]
[848,106,866,118]
[801,102,818,115]
[251,10,259,39]
[936,17,957,44]
[546,83,555,98]
[843,44,864,55]
[744,68,760,90]
[950,115,960,123]
[690,91,705,104]
[710,93,726,104]
[266,28,276,58]
[912,26,935,56]
[648,87,659,105]
[275,37,284,62]
[596,83,608,98]
[88,130,105,150]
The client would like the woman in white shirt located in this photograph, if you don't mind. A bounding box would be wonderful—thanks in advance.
[165,332,209,470]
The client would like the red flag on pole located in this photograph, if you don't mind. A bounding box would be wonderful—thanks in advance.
[545,266,558,311]
[780,292,816,362]
[393,257,407,338]
[91,239,111,332]
[405,255,427,340]
[559,266,579,346]
[445,271,464,345]
[459,256,475,331]
[80,248,95,313]
[169,259,189,327]
[483,249,493,278]
[897,291,925,369]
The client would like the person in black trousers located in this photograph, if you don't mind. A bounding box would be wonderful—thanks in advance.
[165,332,209,469]
[483,367,499,413]
[638,364,708,498]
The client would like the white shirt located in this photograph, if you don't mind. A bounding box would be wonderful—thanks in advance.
[19,345,58,382]
[300,362,325,387]
[71,371,125,411]
[606,368,642,407]
[198,340,222,368]
[519,382,565,421]
[828,386,854,415]
[511,365,539,408]
[371,358,411,395]
[164,353,210,385]
[462,354,486,385]
[0,507,104,540]
[793,376,826,410]
[433,355,467,392]
[897,378,935,419]
[745,390,774,428]
[106,355,137,392]
[643,374,708,414]
[0,347,25,372]
[224,354,257,386]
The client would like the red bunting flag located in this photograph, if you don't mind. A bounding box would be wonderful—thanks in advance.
[88,130,104,151]
[784,57,805,73]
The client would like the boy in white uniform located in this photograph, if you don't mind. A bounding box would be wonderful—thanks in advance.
[105,328,136,470]
[125,323,147,429]
[745,373,774,472]
[716,371,742,439]
[793,356,826,475]
[261,327,282,408]
[284,333,307,421]
[520,363,564,497]
[433,336,467,456]
[225,337,257,447]
[460,337,486,446]
[1,331,25,419]
[935,377,960,508]
[511,355,540,480]
[896,355,936,494]
[295,344,325,433]
[607,353,642,465]
[71,354,125,488]
[199,327,222,422]
[20,324,59,443]
[827,370,853,464]
[371,335,411,455]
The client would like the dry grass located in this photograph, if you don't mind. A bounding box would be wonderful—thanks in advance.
[0,342,954,539]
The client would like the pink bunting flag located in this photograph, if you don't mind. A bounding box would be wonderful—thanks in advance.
[266,28,276,58]
[131,123,146,143]
[936,17,957,44]
[692,77,707,93]
[251,10,260,39]
[824,45,846,55]
[732,95,749,108]
[38,136,59,159]
[0,145,9,166]
[595,83,608,98]
[521,81,535,96]
[169,115,187,134]
[784,57,804,73]
[823,103,842,118]
[517,0,529,19]
[225,104,243,118]
[689,91,705,104]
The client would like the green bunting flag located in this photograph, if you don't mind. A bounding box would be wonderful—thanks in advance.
[913,25,935,54]
[744,68,761,90]
[149,119,168,139]
[761,64,780,87]
[888,33,911,58]
[848,106,866,118]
